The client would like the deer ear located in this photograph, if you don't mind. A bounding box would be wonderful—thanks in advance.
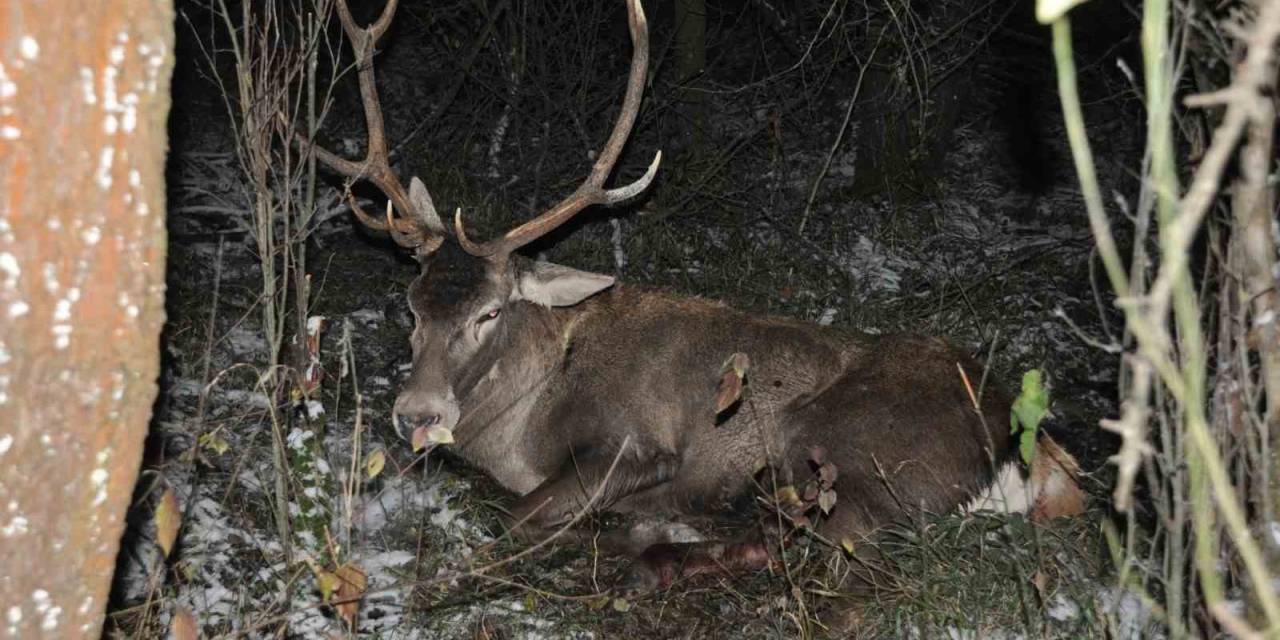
[409,177,447,236]
[515,261,615,307]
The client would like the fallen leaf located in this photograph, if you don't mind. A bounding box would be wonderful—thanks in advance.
[840,537,856,555]
[818,488,838,514]
[426,424,455,445]
[807,445,828,465]
[817,461,838,487]
[155,487,181,558]
[169,607,198,640]
[364,450,386,479]
[315,568,340,602]
[303,555,345,607]
[802,483,820,502]
[1030,570,1049,603]
[197,431,229,456]
[333,562,367,628]
[715,372,744,415]
[412,425,454,452]
[714,352,751,415]
[612,597,632,612]
[774,485,803,513]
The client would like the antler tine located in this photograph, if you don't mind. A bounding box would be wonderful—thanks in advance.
[336,0,396,160]
[457,0,660,259]
[299,0,442,252]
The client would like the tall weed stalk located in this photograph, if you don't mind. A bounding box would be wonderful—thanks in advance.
[1043,0,1280,635]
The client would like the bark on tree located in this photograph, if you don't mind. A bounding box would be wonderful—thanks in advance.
[674,0,706,150]
[1231,55,1280,524]
[0,1,174,637]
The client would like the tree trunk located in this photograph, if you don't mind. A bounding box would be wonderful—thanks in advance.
[1232,75,1280,524]
[674,0,706,151]
[0,1,174,637]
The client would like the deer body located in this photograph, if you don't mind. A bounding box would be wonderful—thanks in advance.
[399,246,1012,542]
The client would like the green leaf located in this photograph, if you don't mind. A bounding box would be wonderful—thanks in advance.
[364,450,386,479]
[198,430,230,455]
[1020,427,1038,466]
[1010,369,1050,464]
[316,569,340,602]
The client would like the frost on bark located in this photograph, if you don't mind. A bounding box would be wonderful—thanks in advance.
[0,1,174,637]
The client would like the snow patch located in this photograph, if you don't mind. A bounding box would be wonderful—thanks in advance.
[95,146,115,190]
[348,308,384,327]
[1046,593,1080,621]
[0,62,15,99]
[0,253,18,287]
[1096,586,1159,639]
[19,36,39,61]
[224,326,268,360]
[355,475,483,541]
[839,235,907,296]
[964,461,1031,514]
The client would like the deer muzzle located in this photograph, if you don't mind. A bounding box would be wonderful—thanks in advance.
[391,387,459,444]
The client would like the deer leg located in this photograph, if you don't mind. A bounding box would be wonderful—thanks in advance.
[619,534,781,592]
[504,449,681,544]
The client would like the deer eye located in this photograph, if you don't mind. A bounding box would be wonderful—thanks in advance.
[477,308,501,325]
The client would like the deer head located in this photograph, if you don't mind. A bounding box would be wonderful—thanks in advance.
[304,0,659,442]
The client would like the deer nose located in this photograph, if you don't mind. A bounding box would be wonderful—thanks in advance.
[395,412,441,441]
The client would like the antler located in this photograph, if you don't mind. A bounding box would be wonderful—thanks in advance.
[298,0,444,253]
[455,0,661,260]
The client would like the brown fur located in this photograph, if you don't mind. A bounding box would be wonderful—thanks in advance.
[394,251,1014,559]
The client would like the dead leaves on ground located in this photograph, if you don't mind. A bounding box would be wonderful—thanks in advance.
[306,557,368,629]
[154,486,182,558]
[168,606,199,640]
[766,446,840,535]
[364,449,386,479]
[714,352,751,417]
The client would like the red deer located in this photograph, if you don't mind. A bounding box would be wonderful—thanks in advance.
[305,0,1084,590]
